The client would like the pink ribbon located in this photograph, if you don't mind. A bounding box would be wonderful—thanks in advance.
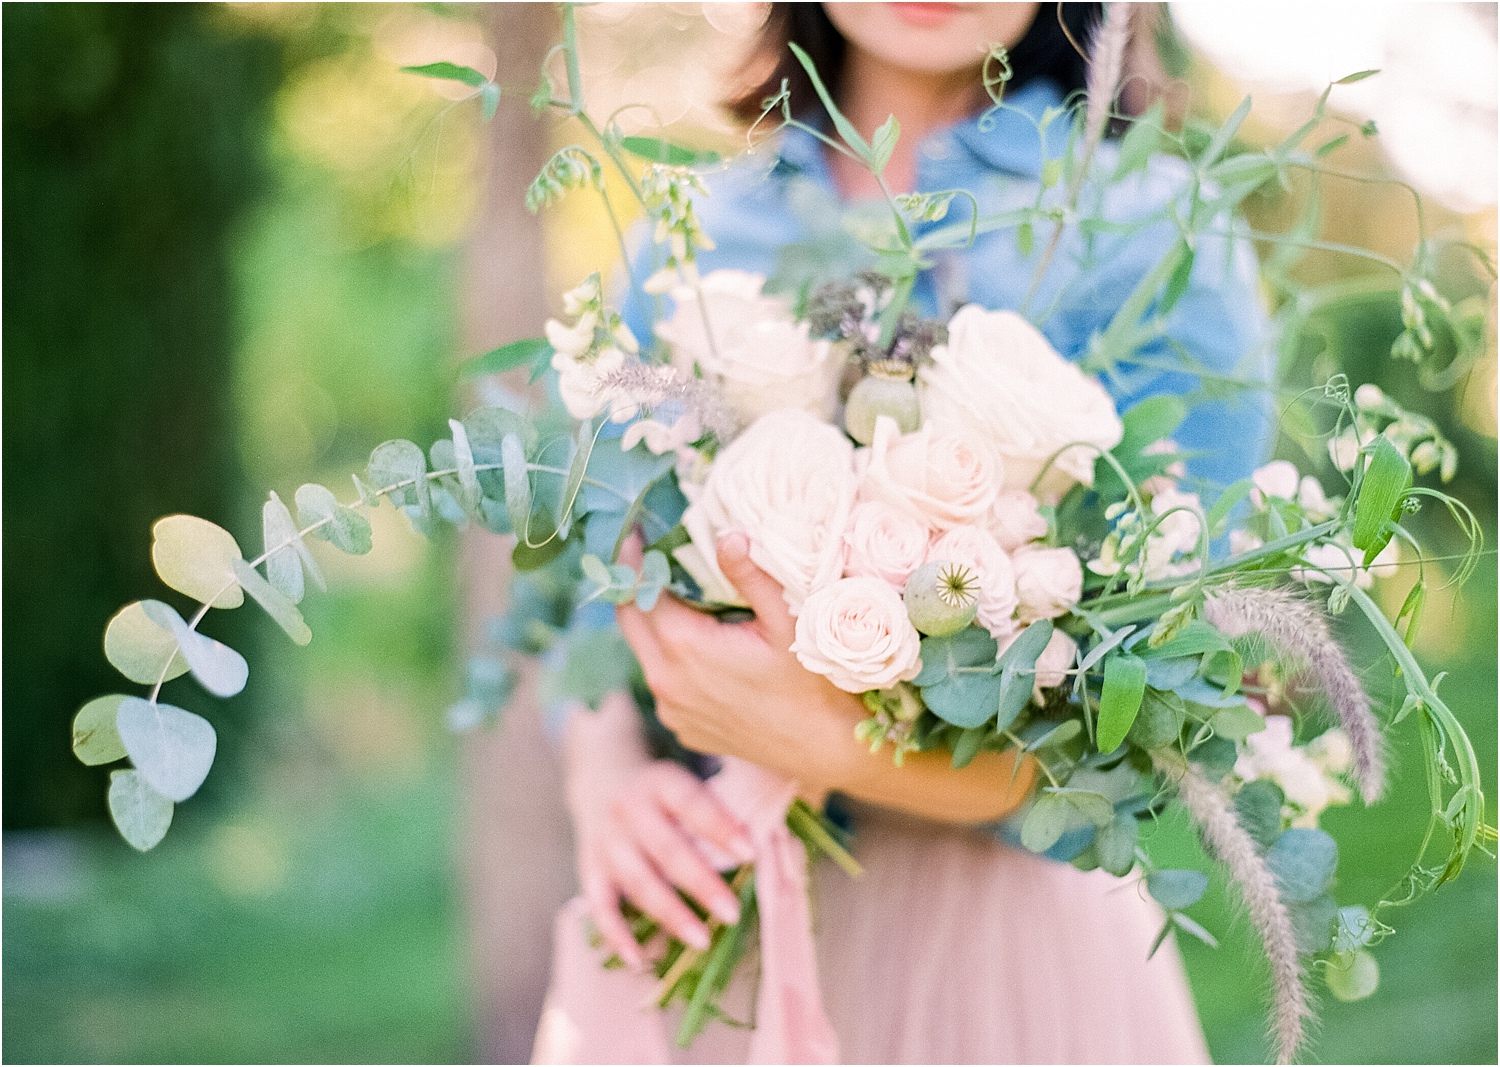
[531,757,840,1064]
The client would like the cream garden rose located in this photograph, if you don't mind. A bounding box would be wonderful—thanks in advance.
[928,525,1019,640]
[791,577,923,693]
[918,305,1122,499]
[858,416,999,532]
[656,269,841,427]
[677,408,856,613]
[988,489,1049,551]
[842,501,929,589]
[1013,546,1084,623]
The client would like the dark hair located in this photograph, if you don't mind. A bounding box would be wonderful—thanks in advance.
[727,3,1104,124]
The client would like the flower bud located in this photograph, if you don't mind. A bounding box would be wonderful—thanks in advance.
[903,560,979,636]
[845,370,920,445]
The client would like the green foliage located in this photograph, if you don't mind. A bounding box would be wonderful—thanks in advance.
[913,627,1000,728]
[1097,652,1147,753]
[1266,827,1339,902]
[1148,868,1211,910]
[107,768,174,851]
[114,696,217,803]
[71,694,130,766]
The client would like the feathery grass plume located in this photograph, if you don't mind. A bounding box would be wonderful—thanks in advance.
[1157,753,1309,1065]
[1072,2,1133,201]
[1204,585,1386,804]
[597,361,737,442]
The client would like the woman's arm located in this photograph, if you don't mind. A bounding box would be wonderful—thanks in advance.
[617,533,1037,825]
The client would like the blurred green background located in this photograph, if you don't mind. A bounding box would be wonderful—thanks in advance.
[3,4,1494,1064]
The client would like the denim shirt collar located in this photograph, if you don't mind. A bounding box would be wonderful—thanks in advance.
[773,78,1069,188]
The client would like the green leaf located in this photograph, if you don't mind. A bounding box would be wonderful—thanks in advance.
[788,42,870,157]
[1024,719,1082,751]
[114,696,217,802]
[1040,157,1062,191]
[869,114,900,174]
[1159,246,1196,316]
[1266,827,1338,903]
[950,725,988,769]
[1234,779,1286,851]
[1113,100,1163,179]
[1189,734,1238,780]
[1097,652,1147,753]
[401,61,487,88]
[1326,948,1380,1001]
[501,432,533,539]
[914,628,1000,728]
[1147,868,1209,910]
[1016,220,1034,257]
[367,439,430,513]
[139,600,248,699]
[151,514,244,609]
[1289,892,1339,955]
[231,558,313,646]
[262,492,306,603]
[459,338,552,378]
[1127,687,1186,749]
[1315,133,1350,158]
[1335,69,1380,85]
[1170,912,1219,948]
[513,532,568,571]
[1206,478,1253,537]
[450,418,481,503]
[1352,435,1410,556]
[103,601,189,685]
[1095,813,1138,876]
[1207,702,1265,742]
[295,483,373,555]
[636,550,670,611]
[108,769,174,852]
[620,136,721,167]
[1020,792,1072,853]
[73,695,130,766]
[1201,95,1252,167]
[480,82,501,122]
[1139,620,1233,660]
[1057,788,1115,827]
[994,619,1054,730]
[556,421,595,540]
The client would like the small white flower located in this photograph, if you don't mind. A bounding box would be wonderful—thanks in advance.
[1251,460,1300,505]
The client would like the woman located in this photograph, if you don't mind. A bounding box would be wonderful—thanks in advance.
[540,4,1270,1062]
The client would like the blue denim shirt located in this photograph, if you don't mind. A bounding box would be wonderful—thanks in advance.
[623,77,1273,490]
[608,80,1274,856]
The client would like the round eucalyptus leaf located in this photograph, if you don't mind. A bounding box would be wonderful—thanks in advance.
[1233,778,1286,852]
[1095,812,1139,877]
[150,514,244,609]
[914,628,1001,729]
[1325,948,1379,1002]
[262,492,305,604]
[1147,868,1210,910]
[1288,892,1339,955]
[115,696,217,802]
[103,601,188,684]
[139,600,248,698]
[231,558,312,646]
[73,695,130,765]
[1266,827,1338,903]
[108,769,174,852]
[1020,792,1073,853]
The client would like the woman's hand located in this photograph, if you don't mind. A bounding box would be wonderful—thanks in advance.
[617,532,1039,823]
[617,533,872,796]
[564,694,755,969]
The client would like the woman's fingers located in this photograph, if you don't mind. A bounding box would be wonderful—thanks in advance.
[715,532,796,650]
[654,765,755,865]
[619,799,741,926]
[603,834,713,950]
[581,865,643,970]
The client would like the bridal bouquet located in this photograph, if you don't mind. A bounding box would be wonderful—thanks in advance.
[72,7,1489,1064]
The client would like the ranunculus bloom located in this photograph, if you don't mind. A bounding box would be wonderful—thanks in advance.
[656,269,841,427]
[842,501,929,590]
[988,490,1049,551]
[1012,546,1083,623]
[928,525,1019,640]
[792,577,923,693]
[1031,629,1079,700]
[918,305,1122,499]
[857,416,1000,532]
[677,409,856,613]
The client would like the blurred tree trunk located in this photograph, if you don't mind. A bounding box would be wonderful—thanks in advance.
[458,5,573,1064]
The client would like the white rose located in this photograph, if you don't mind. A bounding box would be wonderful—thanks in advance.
[918,305,1122,499]
[928,525,1019,639]
[858,416,1000,532]
[988,490,1049,551]
[1013,546,1083,623]
[842,501,929,590]
[656,269,841,426]
[1031,629,1079,699]
[678,409,856,613]
[792,577,923,693]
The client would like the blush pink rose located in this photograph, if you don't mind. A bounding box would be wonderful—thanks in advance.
[792,577,923,693]
[988,490,1049,551]
[857,416,1000,532]
[842,501,929,590]
[1013,546,1084,623]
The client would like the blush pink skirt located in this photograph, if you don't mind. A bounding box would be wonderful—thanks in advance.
[534,803,1210,1065]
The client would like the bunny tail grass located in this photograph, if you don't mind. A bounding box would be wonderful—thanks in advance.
[1075,2,1133,195]
[1204,585,1386,804]
[1157,753,1309,1065]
